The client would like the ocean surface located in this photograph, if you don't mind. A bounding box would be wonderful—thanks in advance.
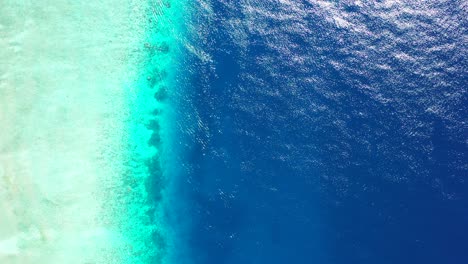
[168,1,468,263]
[0,1,466,263]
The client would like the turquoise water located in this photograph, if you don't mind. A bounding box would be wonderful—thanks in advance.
[1,1,466,264]
[0,1,188,263]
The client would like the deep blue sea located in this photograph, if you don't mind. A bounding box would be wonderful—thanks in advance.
[168,1,467,263]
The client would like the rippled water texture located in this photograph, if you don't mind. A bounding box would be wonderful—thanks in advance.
[0,0,466,264]
[175,1,467,263]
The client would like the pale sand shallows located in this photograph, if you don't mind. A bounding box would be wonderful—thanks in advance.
[0,1,159,263]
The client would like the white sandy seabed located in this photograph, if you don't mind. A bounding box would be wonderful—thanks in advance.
[0,1,164,263]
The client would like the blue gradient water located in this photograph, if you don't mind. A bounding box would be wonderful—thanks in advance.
[169,1,467,263]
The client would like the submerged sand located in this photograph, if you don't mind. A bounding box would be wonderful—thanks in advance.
[0,1,158,263]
